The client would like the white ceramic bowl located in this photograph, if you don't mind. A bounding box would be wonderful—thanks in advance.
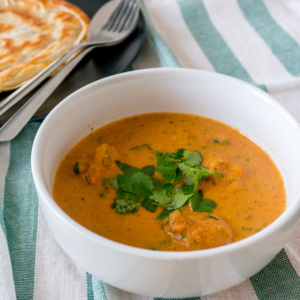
[32,68,300,298]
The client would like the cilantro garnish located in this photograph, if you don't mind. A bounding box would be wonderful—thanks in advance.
[205,215,218,220]
[109,177,119,189]
[183,150,202,166]
[109,149,222,218]
[157,149,222,187]
[142,198,157,212]
[115,161,139,174]
[190,190,217,213]
[142,165,155,177]
[155,149,184,182]
[156,209,176,220]
[149,188,170,205]
[73,162,79,174]
[110,188,142,214]
[130,144,152,151]
[182,184,194,195]
[116,160,155,177]
[149,180,170,205]
[188,166,221,190]
[163,189,193,210]
[117,172,153,198]
[111,199,139,214]
[156,160,178,182]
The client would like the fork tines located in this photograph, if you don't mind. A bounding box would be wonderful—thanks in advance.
[103,0,140,33]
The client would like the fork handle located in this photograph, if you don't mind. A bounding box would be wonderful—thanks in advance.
[0,42,95,116]
[0,45,97,141]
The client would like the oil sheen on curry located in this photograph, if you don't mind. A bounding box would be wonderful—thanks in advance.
[53,113,286,251]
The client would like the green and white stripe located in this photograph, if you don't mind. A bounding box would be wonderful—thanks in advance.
[176,0,259,87]
[141,1,181,68]
[202,0,293,84]
[202,280,258,300]
[0,142,10,214]
[0,142,10,236]
[263,0,300,45]
[250,249,300,299]
[143,0,214,70]
[238,0,300,78]
[3,123,40,300]
[2,0,300,299]
[0,141,16,300]
[33,207,88,299]
[0,224,16,300]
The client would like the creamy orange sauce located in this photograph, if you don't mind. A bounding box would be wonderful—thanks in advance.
[53,113,286,251]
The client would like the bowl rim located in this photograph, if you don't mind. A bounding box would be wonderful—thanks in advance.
[32,68,300,260]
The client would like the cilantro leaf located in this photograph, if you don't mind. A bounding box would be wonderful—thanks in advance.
[189,166,223,190]
[111,190,142,214]
[193,170,210,187]
[179,162,195,185]
[199,199,217,212]
[179,151,222,188]
[156,163,178,182]
[163,183,174,196]
[157,149,184,161]
[174,168,183,181]
[152,179,164,190]
[123,192,143,202]
[178,162,189,176]
[110,177,119,190]
[163,183,173,191]
[165,148,185,159]
[184,172,195,185]
[116,161,155,177]
[182,184,195,195]
[149,180,170,205]
[156,209,176,220]
[111,199,138,214]
[115,161,139,174]
[183,150,202,166]
[190,190,217,213]
[156,151,182,182]
[117,172,153,198]
[142,165,155,177]
[130,144,152,151]
[116,187,125,199]
[164,189,193,210]
[190,191,201,211]
[149,189,170,205]
[142,198,157,212]
[115,188,142,202]
[205,214,218,220]
[198,189,204,198]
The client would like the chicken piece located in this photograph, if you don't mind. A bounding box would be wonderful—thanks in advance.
[164,210,232,251]
[205,154,245,191]
[86,144,120,184]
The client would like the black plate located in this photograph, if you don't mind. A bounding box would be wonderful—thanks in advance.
[0,0,146,124]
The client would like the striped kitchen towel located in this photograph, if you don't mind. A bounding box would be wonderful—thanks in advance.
[2,0,300,299]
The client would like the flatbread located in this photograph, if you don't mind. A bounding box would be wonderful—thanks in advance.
[0,0,89,92]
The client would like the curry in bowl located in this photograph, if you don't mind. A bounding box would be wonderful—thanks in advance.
[53,113,285,251]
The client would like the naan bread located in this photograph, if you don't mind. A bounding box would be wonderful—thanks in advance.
[0,0,89,92]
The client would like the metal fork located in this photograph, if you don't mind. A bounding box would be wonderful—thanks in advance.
[0,0,140,141]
